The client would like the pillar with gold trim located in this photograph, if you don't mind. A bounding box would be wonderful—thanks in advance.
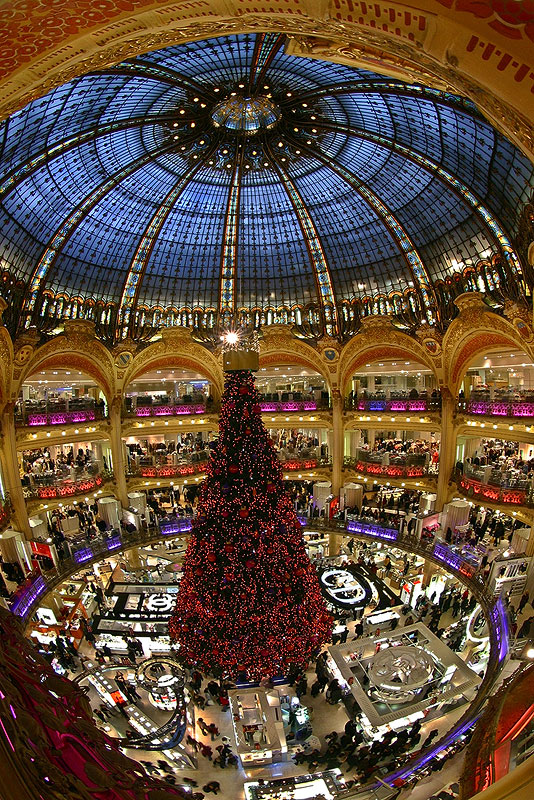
[109,396,128,508]
[0,404,31,537]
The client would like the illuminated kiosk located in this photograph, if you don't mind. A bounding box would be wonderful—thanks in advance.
[245,769,345,800]
[229,687,288,766]
[319,567,369,609]
[326,623,480,732]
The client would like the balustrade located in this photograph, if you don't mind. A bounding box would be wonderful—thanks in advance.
[130,462,206,478]
[24,472,109,500]
[129,402,207,417]
[457,472,530,506]
[16,403,105,427]
[460,394,534,419]
[345,451,428,479]
[346,394,441,413]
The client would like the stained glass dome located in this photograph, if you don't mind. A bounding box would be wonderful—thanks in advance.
[211,95,281,134]
[0,32,532,341]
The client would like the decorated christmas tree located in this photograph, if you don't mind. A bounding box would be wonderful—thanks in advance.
[169,367,332,681]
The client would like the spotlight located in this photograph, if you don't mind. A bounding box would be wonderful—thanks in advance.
[222,331,239,345]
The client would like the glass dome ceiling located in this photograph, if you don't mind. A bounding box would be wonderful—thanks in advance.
[0,32,532,341]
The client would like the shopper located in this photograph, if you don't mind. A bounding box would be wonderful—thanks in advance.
[207,722,219,741]
[207,680,219,700]
[197,717,209,736]
[295,676,308,699]
[199,743,212,760]
[101,643,113,661]
[326,679,343,704]
[202,781,221,795]
[422,729,439,749]
[519,591,530,613]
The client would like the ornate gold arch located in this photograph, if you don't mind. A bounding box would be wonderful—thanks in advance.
[0,2,532,158]
[442,294,534,394]
[16,323,115,400]
[123,332,224,399]
[259,329,334,387]
[19,352,113,402]
[339,320,439,394]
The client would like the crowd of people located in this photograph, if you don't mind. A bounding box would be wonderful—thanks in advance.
[126,432,212,471]
[125,387,212,411]
[346,386,441,409]
[268,428,327,464]
[458,438,534,492]
[21,445,102,489]
[356,436,440,471]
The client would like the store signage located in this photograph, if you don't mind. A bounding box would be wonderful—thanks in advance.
[30,541,53,559]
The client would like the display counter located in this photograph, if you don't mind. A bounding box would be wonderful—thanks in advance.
[327,623,480,728]
[105,581,180,620]
[303,530,329,558]
[229,688,288,766]
[94,627,172,657]
[320,567,369,609]
[244,769,346,800]
[364,608,400,634]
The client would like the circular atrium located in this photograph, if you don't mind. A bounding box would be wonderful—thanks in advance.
[0,11,533,800]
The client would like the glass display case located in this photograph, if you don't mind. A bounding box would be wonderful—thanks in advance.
[229,688,288,766]
[244,769,346,800]
[364,609,400,633]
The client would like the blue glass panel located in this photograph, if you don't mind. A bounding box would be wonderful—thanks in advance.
[0,31,530,317]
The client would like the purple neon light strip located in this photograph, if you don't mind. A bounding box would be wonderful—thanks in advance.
[160,519,192,535]
[73,548,93,563]
[11,575,46,617]
[346,519,398,540]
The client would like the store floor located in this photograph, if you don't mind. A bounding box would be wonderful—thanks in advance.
[77,599,480,799]
[69,540,524,798]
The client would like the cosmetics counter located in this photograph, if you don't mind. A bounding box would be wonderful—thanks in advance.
[364,608,401,635]
[93,622,173,657]
[303,529,329,558]
[137,657,186,712]
[28,577,95,651]
[229,688,287,766]
[318,562,399,617]
[90,580,183,655]
[229,687,314,767]
[79,659,191,762]
[244,769,346,800]
[325,623,481,739]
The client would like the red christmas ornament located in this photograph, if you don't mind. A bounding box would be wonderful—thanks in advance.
[239,507,249,518]
[207,553,217,563]
[228,464,239,474]
[245,558,256,569]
